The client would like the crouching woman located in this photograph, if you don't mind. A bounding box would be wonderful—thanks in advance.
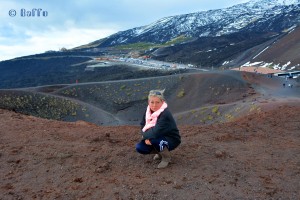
[136,89,181,169]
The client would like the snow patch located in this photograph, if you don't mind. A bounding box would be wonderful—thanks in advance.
[244,60,297,71]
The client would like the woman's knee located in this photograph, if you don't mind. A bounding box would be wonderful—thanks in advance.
[136,142,152,154]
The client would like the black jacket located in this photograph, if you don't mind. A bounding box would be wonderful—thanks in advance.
[140,108,181,150]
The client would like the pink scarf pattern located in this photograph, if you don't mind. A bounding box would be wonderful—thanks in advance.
[142,102,168,132]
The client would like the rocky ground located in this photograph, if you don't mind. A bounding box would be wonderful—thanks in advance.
[0,69,299,199]
[0,100,299,199]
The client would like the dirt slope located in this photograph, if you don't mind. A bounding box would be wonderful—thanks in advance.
[0,101,299,199]
[0,69,299,199]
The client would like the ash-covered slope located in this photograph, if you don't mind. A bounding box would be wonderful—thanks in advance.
[245,25,300,70]
[1,70,298,126]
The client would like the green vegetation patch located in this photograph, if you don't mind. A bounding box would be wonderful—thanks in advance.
[0,91,80,120]
[177,89,185,98]
[165,35,192,46]
[115,35,192,51]
[116,42,160,50]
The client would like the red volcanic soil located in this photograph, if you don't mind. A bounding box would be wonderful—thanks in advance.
[0,70,300,199]
[1,101,300,199]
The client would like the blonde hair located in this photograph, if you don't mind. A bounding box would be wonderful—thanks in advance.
[148,89,165,101]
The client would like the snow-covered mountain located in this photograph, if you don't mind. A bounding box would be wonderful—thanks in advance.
[2,0,299,90]
[93,0,300,47]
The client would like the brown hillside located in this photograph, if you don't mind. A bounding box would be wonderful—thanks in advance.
[0,69,300,199]
[252,26,300,69]
[0,101,299,199]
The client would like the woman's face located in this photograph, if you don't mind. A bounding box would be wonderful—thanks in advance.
[148,96,164,112]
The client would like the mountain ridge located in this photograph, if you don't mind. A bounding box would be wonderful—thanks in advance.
[72,0,300,70]
[1,0,300,90]
[84,0,300,47]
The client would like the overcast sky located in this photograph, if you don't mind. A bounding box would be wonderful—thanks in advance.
[0,0,250,61]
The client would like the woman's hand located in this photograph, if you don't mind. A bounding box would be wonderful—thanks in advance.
[145,139,152,145]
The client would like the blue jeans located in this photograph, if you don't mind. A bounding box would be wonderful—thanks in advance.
[136,138,169,154]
